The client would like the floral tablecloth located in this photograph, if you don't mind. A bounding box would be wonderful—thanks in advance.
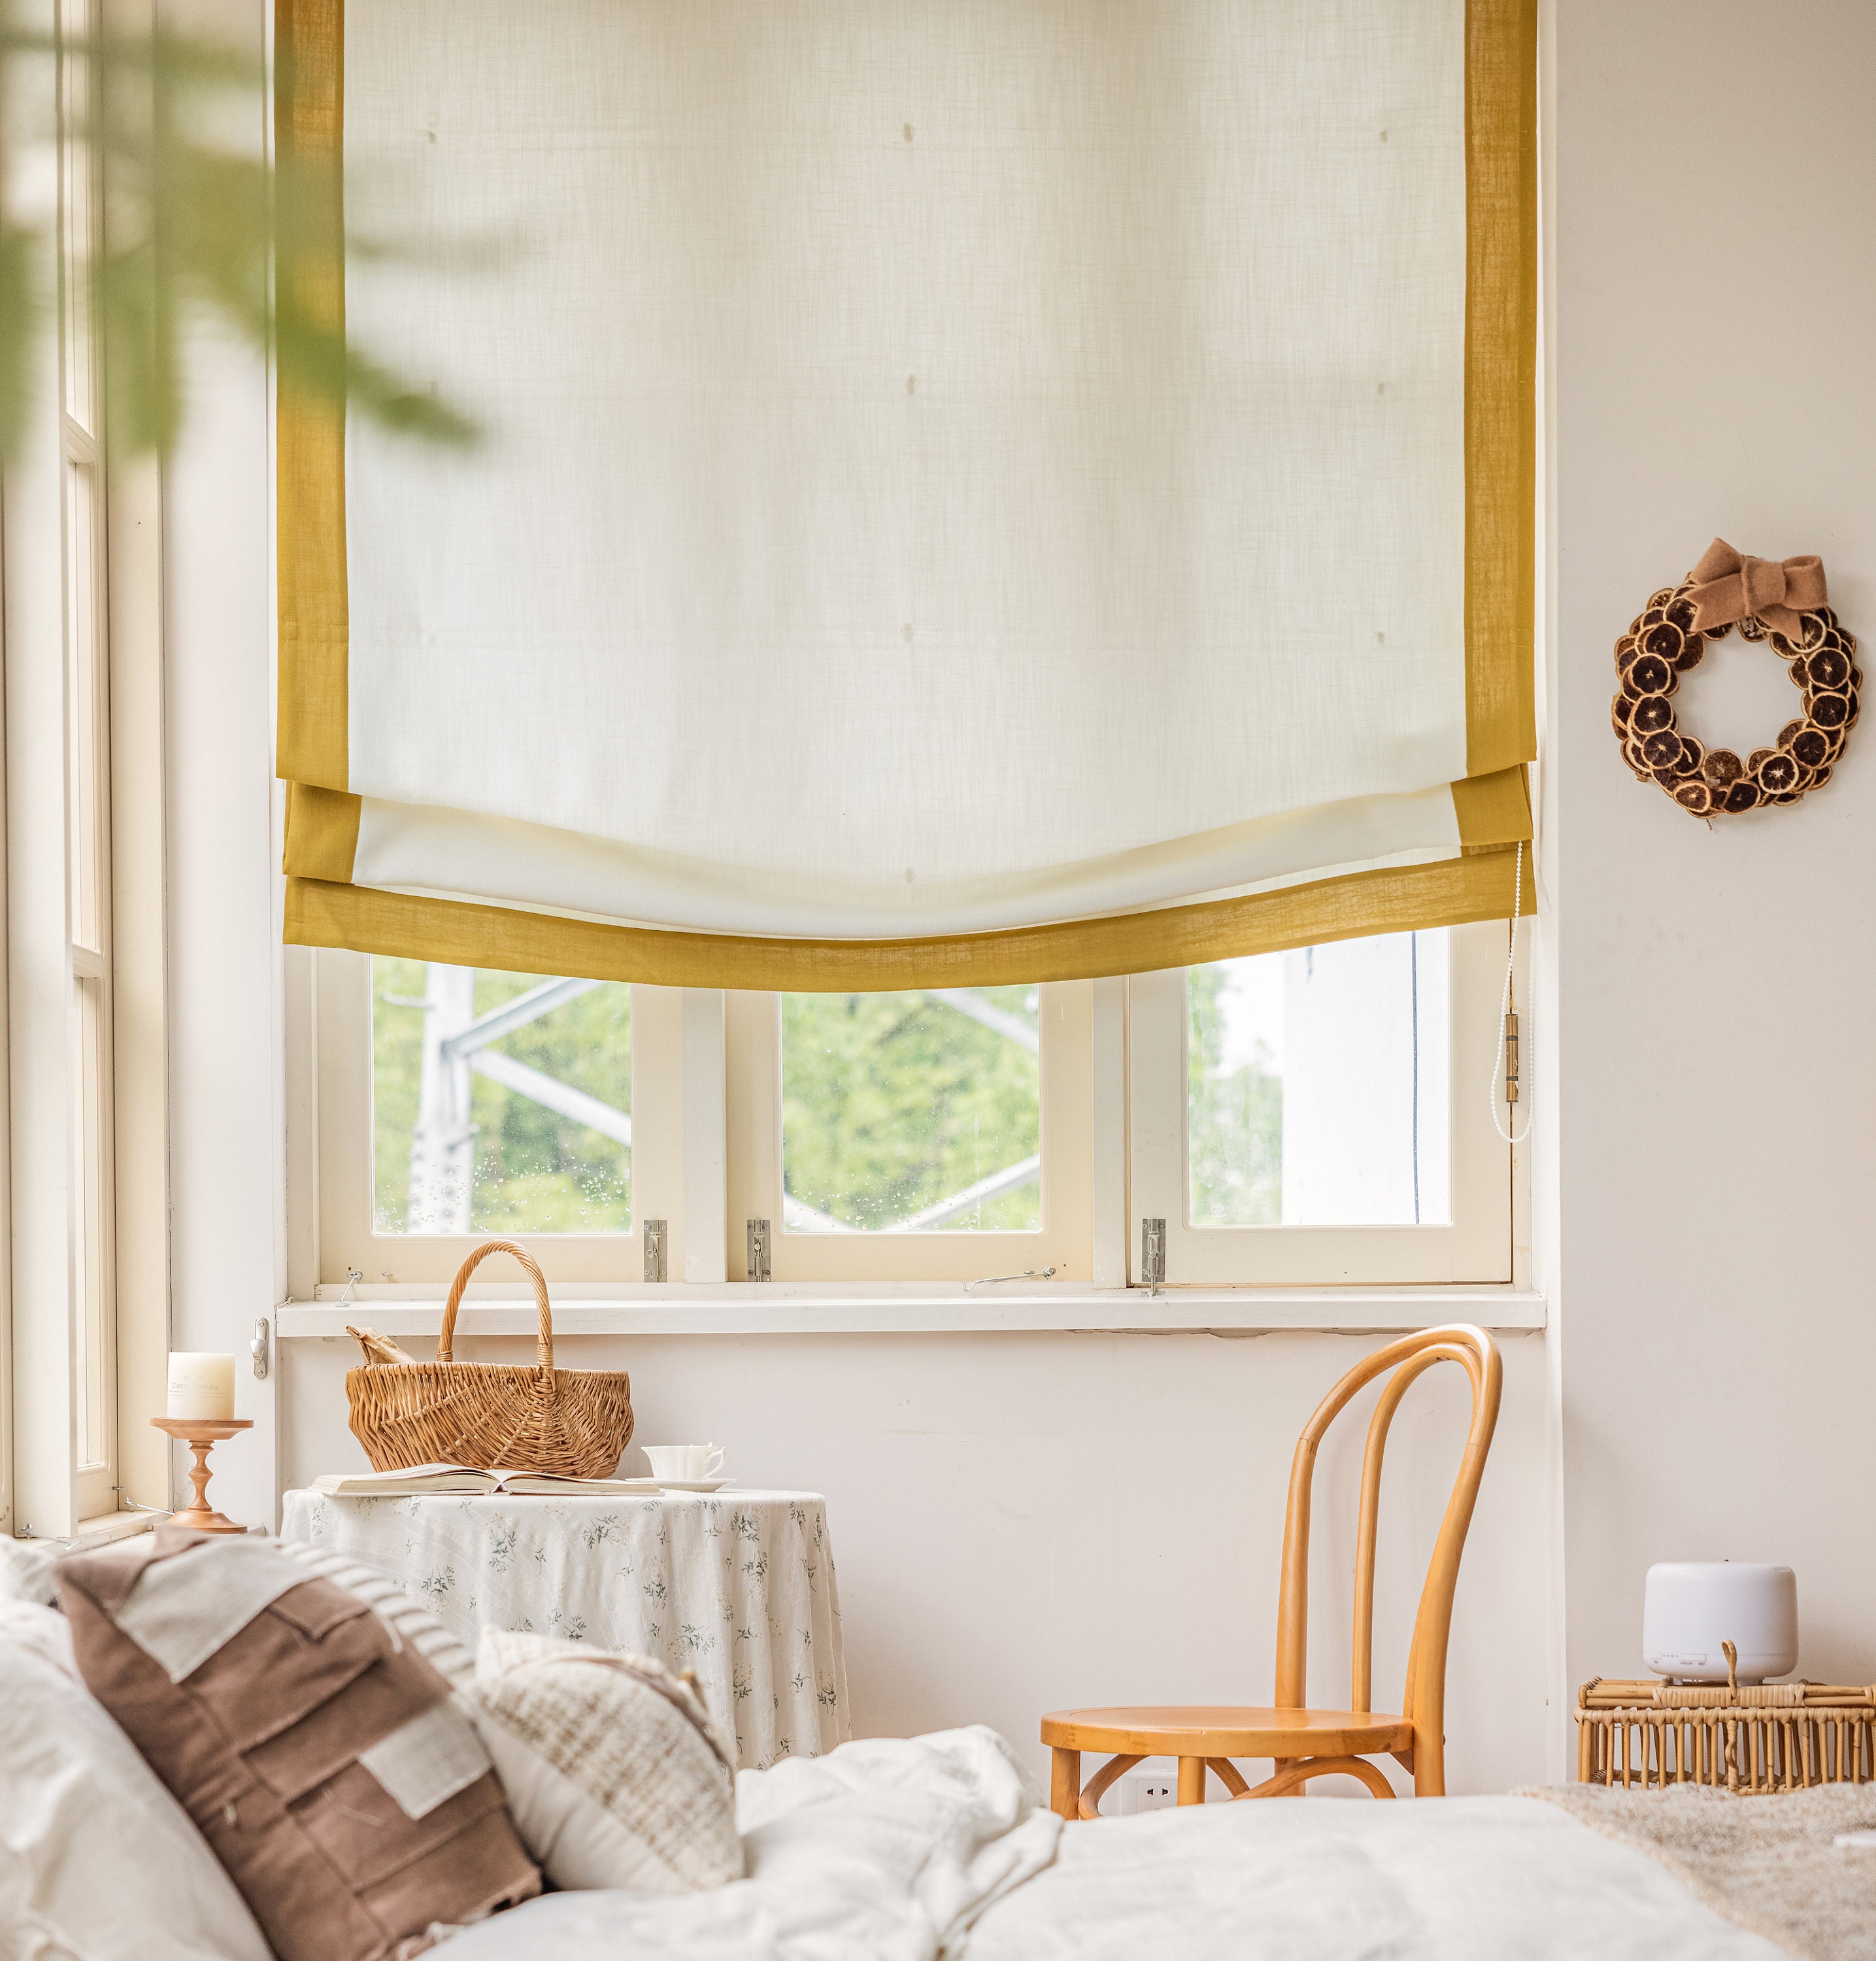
[280,1487,847,1770]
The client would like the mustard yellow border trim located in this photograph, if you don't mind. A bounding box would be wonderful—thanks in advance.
[1464,0,1539,777]
[1452,763,1532,846]
[284,783,361,881]
[275,0,349,792]
[286,848,1533,992]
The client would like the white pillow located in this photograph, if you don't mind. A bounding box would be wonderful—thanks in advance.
[473,1629,743,1893]
[0,1536,58,1606]
[0,1599,272,1961]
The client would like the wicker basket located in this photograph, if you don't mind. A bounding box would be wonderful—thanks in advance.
[1578,1673,1876,1794]
[346,1240,634,1478]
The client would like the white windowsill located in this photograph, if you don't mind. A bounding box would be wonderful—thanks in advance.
[279,1284,1545,1339]
[63,1509,167,1550]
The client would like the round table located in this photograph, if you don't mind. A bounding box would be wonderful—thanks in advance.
[280,1486,847,1771]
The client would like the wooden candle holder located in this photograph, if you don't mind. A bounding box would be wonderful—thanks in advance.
[151,1417,254,1534]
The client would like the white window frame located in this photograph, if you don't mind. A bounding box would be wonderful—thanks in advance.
[66,439,119,1523]
[1130,922,1515,1286]
[312,931,1522,1301]
[5,0,169,1544]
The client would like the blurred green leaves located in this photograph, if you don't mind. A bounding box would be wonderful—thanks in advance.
[0,7,472,462]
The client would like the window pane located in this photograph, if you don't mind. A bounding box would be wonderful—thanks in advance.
[373,959,631,1235]
[72,974,111,1472]
[782,990,1040,1233]
[60,0,97,433]
[65,460,101,952]
[1188,930,1450,1228]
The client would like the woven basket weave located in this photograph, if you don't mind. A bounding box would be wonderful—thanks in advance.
[346,1240,634,1477]
[1579,1676,1876,1793]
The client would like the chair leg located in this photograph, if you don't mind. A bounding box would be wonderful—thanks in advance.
[1050,1747,1081,1821]
[1413,1724,1445,1797]
[1177,1756,1207,1806]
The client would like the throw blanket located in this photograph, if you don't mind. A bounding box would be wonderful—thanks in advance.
[967,1790,1783,1960]
[1531,1783,1876,1961]
[446,1727,1060,1961]
[449,1727,1792,1961]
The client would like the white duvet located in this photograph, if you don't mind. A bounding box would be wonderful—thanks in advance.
[448,1726,1784,1961]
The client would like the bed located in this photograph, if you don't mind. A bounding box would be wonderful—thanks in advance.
[8,1567,1858,1961]
[443,1726,1842,1961]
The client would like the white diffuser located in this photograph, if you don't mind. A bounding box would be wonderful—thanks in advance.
[1642,1562,1797,1683]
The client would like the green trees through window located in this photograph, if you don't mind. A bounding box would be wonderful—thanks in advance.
[373,959,631,1235]
[1187,962,1284,1227]
[780,990,1041,1233]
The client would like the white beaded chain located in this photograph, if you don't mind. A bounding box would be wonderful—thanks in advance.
[1488,839,1533,1147]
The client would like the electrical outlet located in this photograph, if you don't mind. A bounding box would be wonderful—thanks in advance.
[1117,1768,1178,1815]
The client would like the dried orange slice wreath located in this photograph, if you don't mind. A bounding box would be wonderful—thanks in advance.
[1612,586,1859,816]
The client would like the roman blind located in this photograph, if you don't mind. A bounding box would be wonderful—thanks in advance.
[277,0,1536,990]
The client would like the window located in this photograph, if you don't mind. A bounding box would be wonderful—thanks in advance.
[321,961,680,1283]
[8,0,167,1543]
[1131,923,1512,1285]
[318,926,1518,1290]
[1188,932,1450,1230]
[780,990,1041,1235]
[373,960,633,1237]
[725,985,1089,1282]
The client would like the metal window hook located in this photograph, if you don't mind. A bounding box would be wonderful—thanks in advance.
[337,1268,365,1305]
[962,1266,1056,1292]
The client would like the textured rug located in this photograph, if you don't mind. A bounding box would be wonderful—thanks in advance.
[1523,1783,1876,1960]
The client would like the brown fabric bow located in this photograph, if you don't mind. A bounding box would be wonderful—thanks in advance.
[1684,537,1828,644]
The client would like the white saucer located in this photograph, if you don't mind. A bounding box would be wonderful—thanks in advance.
[618,1477,732,1494]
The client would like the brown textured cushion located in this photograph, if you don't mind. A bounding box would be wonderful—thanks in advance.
[56,1525,539,1961]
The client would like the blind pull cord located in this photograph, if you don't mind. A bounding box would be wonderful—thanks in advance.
[1488,840,1534,1147]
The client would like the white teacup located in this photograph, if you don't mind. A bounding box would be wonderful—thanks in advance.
[643,1443,726,1482]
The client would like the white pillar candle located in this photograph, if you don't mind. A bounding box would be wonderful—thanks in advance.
[167,1352,236,1420]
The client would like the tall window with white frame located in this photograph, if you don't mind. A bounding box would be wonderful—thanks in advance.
[60,0,120,1524]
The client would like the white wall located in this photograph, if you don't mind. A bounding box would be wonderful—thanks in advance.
[282,1325,1552,1795]
[1550,0,1876,1706]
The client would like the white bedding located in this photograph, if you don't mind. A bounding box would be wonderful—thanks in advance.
[968,1789,1786,1961]
[447,1726,1784,1961]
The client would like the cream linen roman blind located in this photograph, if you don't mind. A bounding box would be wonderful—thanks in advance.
[277,0,1536,990]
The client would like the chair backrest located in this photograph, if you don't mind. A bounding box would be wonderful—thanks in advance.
[1273,1325,1501,1792]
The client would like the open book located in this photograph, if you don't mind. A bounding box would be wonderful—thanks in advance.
[310,1462,645,1498]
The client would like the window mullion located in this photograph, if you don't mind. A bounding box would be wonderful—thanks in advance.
[680,989,728,1283]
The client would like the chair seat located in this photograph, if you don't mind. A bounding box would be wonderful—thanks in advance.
[1041,1705,1414,1760]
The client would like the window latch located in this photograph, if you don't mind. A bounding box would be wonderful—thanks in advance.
[746,1218,771,1282]
[1141,1217,1166,1290]
[644,1219,668,1283]
[251,1316,270,1381]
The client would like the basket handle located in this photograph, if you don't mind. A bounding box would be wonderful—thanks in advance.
[439,1239,554,1381]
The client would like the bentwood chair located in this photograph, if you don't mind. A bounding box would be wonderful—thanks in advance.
[1042,1324,1501,1816]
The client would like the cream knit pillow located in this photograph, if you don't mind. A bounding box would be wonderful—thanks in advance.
[472,1628,742,1893]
